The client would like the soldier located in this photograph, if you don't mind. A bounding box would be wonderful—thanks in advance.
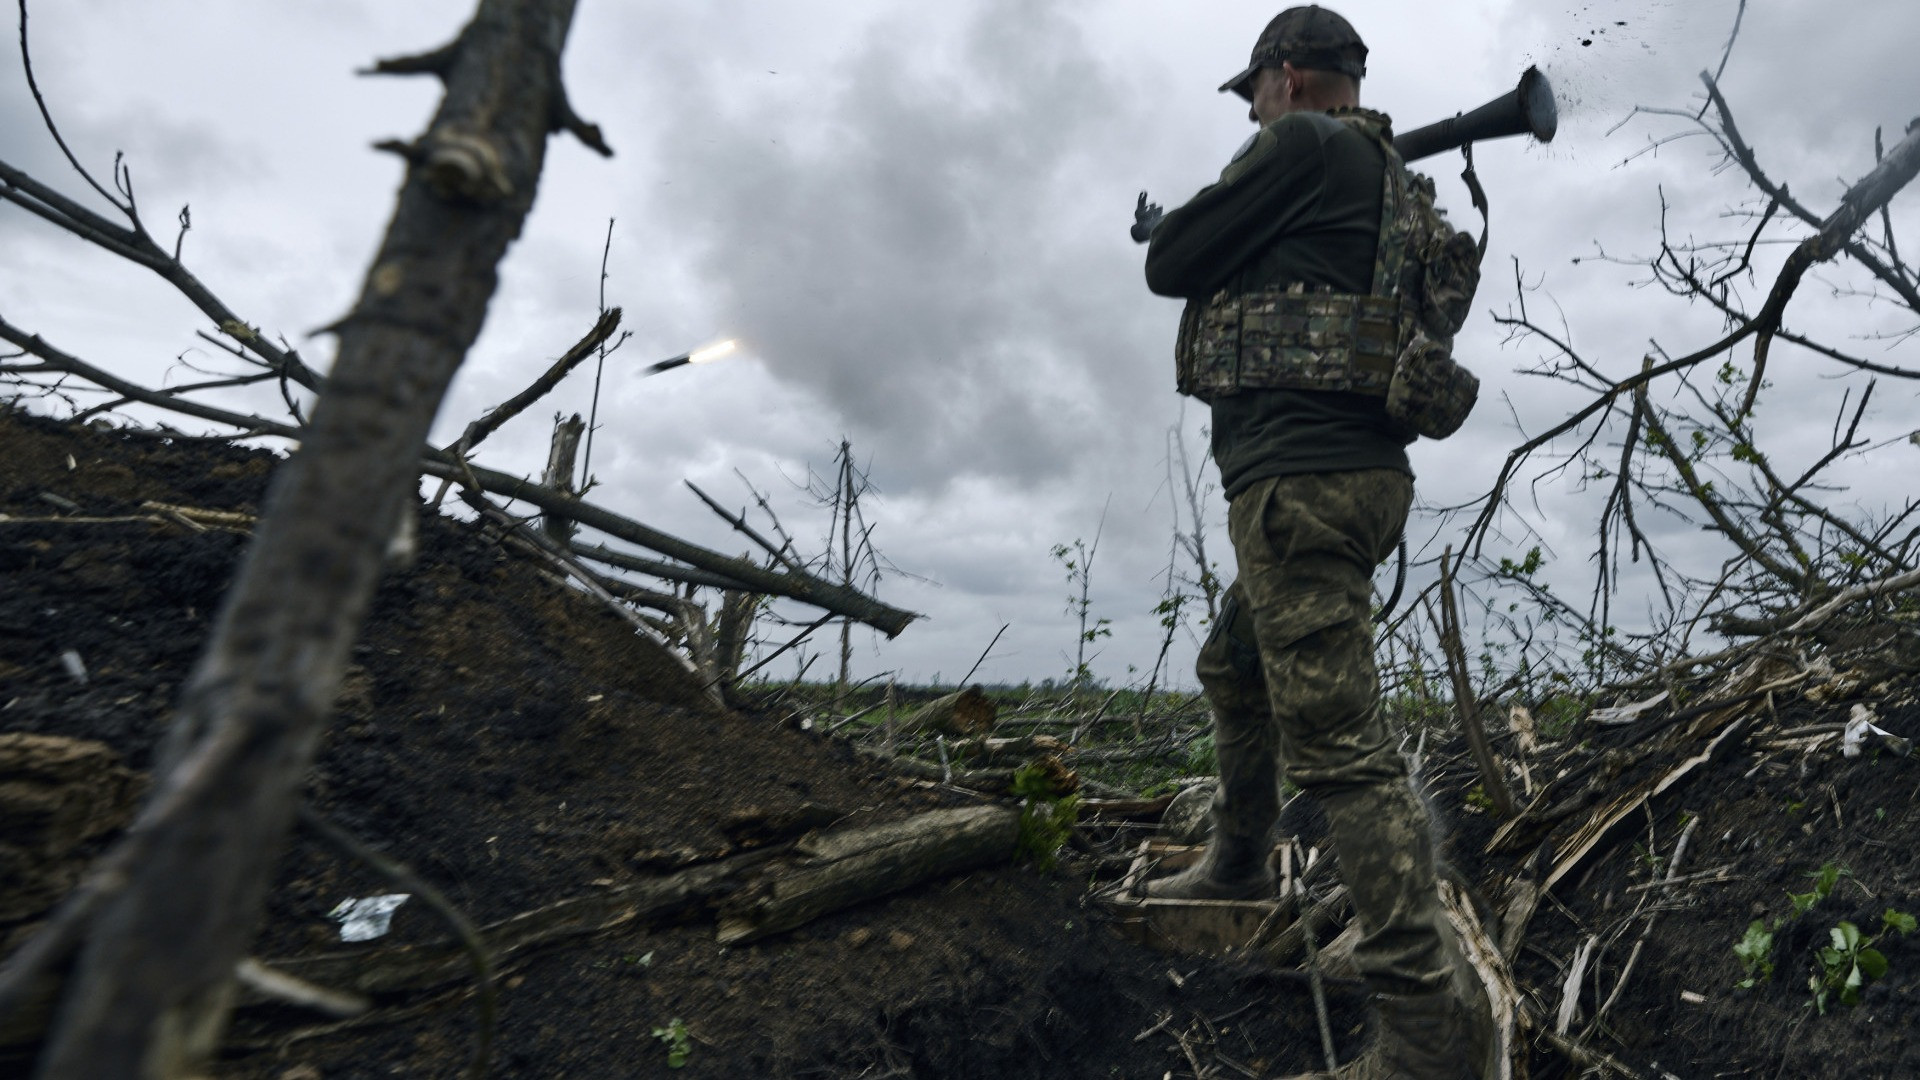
[1140,6,1491,1079]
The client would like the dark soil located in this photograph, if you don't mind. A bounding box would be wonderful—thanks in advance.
[0,408,1353,1079]
[6,404,1919,1079]
[1422,684,1920,1079]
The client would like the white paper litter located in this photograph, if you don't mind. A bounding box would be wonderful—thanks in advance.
[328,894,410,942]
[1842,703,1906,759]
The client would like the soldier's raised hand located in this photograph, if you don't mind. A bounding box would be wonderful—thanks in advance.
[1131,191,1164,243]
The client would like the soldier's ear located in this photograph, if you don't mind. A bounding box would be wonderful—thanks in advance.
[1278,62,1303,102]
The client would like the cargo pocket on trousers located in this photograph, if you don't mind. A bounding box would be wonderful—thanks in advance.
[1250,584,1353,654]
[1206,591,1262,681]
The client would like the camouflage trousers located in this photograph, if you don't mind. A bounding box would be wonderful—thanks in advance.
[1196,469,1452,995]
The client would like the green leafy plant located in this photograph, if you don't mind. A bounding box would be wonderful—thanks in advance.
[1183,731,1217,775]
[1789,863,1847,917]
[1811,922,1888,1013]
[1011,760,1081,871]
[1463,784,1495,813]
[1734,862,1860,993]
[1052,530,1112,695]
[651,1017,692,1068]
[1807,909,1913,1013]
[1734,920,1775,988]
[1631,841,1668,879]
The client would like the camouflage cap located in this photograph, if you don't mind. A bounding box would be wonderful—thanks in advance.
[1219,5,1368,101]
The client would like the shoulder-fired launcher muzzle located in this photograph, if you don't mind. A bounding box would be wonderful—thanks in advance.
[1393,66,1558,163]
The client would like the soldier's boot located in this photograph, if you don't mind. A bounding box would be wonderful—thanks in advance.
[1281,988,1479,1080]
[1140,825,1274,900]
[1144,702,1278,901]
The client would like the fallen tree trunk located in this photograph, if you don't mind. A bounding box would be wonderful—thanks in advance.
[896,686,997,736]
[423,457,916,636]
[717,805,1023,945]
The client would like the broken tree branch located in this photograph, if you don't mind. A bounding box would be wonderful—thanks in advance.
[31,3,606,1074]
[685,478,809,576]
[447,307,621,458]
[0,318,905,634]
[431,458,916,636]
[568,541,757,593]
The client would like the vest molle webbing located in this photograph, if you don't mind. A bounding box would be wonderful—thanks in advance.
[1175,109,1459,405]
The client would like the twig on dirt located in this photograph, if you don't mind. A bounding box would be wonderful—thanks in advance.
[232,957,369,1019]
[1554,934,1599,1035]
[1300,886,1339,1072]
[1170,1023,1209,1080]
[1133,1010,1175,1043]
[1536,1027,1664,1080]
[296,805,496,1080]
[1624,865,1735,893]
[1583,813,1700,1041]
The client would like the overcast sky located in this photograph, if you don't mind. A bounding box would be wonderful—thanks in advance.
[3,0,1916,688]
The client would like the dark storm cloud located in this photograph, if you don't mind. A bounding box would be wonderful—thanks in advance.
[638,0,1168,497]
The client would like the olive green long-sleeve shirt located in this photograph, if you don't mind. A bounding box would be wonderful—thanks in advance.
[1146,110,1412,497]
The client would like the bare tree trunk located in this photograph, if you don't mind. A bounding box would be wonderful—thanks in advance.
[837,439,855,693]
[30,3,602,1074]
[540,412,585,544]
[713,590,758,685]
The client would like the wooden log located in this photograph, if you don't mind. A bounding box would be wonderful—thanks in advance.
[538,413,584,544]
[896,687,997,737]
[715,805,1021,945]
[953,733,1069,766]
[850,745,1127,800]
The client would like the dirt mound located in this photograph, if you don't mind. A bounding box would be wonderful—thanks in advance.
[1422,675,1920,1079]
[7,404,1920,1078]
[0,408,1346,1078]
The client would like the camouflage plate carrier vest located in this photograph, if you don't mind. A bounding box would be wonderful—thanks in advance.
[1174,109,1483,440]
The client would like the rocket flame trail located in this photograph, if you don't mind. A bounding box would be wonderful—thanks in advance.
[689,339,736,365]
[644,339,738,376]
